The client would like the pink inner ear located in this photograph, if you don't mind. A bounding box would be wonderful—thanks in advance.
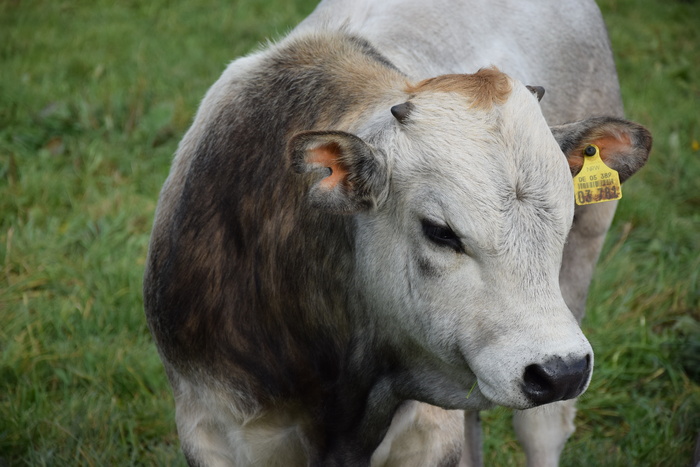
[594,133,632,159]
[567,131,633,176]
[307,144,349,189]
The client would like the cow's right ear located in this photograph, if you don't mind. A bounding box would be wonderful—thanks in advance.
[287,130,390,213]
[551,117,652,183]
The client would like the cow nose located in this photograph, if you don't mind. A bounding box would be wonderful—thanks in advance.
[522,355,591,405]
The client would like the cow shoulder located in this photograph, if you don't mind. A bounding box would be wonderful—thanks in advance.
[144,31,406,405]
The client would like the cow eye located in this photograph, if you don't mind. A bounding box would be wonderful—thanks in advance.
[421,219,463,253]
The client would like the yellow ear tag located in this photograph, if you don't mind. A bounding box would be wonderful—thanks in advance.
[573,144,622,205]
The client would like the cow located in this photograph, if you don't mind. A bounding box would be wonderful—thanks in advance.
[143,0,652,465]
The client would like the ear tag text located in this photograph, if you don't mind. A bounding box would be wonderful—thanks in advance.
[573,144,622,205]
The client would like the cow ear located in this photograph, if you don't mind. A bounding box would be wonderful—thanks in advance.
[551,117,652,183]
[287,130,389,213]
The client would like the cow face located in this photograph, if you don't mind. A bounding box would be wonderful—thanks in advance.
[289,70,650,411]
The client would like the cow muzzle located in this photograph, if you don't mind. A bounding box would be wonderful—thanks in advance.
[465,313,594,410]
[521,354,592,405]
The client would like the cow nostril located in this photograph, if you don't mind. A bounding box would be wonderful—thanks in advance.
[523,363,554,403]
[522,354,591,405]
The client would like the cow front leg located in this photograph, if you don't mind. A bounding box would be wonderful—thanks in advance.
[513,400,577,467]
[371,402,465,467]
[462,410,483,467]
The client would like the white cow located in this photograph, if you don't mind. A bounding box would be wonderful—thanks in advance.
[144,1,652,465]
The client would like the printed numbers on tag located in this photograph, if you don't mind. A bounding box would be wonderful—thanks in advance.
[573,144,622,206]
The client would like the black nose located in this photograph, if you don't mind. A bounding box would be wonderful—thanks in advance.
[522,355,591,405]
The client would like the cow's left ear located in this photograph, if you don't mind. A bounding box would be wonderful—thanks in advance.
[287,130,390,213]
[551,117,652,183]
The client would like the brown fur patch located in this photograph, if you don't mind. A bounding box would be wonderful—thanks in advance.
[406,67,512,109]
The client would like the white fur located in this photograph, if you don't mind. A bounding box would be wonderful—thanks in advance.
[354,81,589,409]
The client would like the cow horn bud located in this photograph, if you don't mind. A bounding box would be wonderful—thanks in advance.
[391,102,413,124]
[526,85,545,102]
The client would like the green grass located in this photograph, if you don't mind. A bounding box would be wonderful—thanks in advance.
[1,0,698,465]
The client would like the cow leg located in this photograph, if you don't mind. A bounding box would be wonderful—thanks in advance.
[169,369,315,467]
[513,400,577,467]
[371,401,464,467]
[515,201,618,466]
[462,411,483,467]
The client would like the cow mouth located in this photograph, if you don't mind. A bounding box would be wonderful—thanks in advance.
[461,358,533,410]
[458,380,497,410]
[474,378,533,410]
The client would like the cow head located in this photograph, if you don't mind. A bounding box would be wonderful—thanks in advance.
[288,69,651,411]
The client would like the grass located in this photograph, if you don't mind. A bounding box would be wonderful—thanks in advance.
[1,0,698,465]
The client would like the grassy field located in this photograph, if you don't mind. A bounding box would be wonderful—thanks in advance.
[1,0,698,465]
